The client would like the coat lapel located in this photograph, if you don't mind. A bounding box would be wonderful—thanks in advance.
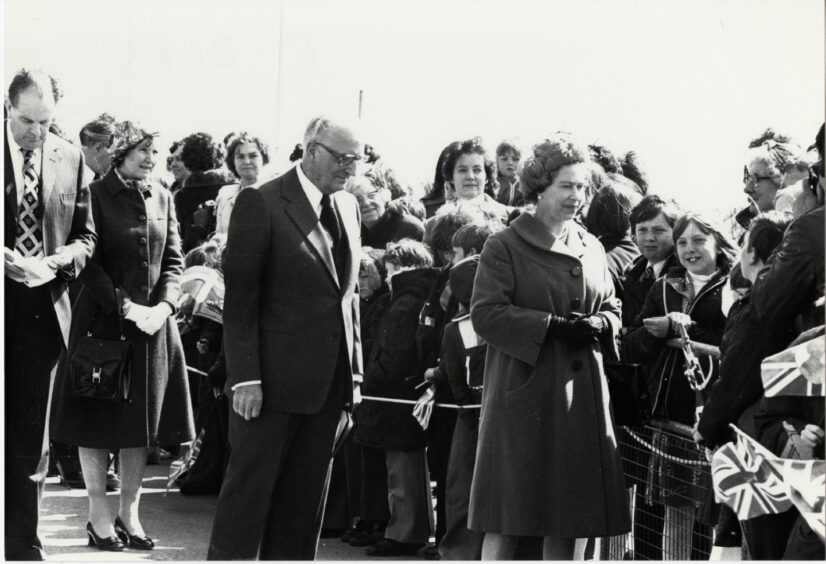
[282,171,340,289]
[511,212,589,261]
[334,191,360,295]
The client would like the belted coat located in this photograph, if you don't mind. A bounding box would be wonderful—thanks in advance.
[468,212,630,538]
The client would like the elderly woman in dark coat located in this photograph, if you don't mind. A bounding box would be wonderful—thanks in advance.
[51,122,194,551]
[468,133,630,560]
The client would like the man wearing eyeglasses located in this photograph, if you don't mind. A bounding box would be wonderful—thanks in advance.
[208,116,364,560]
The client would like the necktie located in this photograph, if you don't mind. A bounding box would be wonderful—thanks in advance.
[15,149,44,257]
[320,194,346,281]
[641,265,655,281]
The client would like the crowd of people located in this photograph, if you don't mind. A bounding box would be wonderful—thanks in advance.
[3,66,824,561]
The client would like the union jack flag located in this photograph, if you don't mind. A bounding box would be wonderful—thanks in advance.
[712,430,792,520]
[769,457,826,541]
[761,335,824,398]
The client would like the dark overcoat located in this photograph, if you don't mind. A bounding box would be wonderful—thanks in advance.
[51,169,195,448]
[467,212,630,538]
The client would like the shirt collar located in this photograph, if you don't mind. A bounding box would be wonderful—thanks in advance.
[648,258,668,278]
[295,162,324,217]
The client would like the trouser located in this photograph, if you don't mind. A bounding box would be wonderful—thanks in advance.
[439,412,484,560]
[207,365,347,560]
[385,448,434,544]
[353,444,390,522]
[5,282,62,560]
[426,407,456,543]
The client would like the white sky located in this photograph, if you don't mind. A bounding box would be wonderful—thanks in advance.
[3,0,824,216]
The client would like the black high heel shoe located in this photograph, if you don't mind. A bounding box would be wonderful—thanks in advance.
[114,516,155,550]
[86,522,125,551]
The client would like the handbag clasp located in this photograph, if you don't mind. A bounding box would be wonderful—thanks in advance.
[92,367,102,384]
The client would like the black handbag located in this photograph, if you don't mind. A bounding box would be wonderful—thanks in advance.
[606,362,652,426]
[70,306,131,402]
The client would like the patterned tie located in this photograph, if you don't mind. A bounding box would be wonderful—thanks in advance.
[641,264,655,281]
[15,149,44,257]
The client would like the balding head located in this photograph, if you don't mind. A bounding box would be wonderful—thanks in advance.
[5,68,62,150]
[300,115,363,195]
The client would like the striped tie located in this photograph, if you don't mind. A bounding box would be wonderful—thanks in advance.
[15,149,44,257]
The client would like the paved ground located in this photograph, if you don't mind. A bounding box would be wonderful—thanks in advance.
[39,461,415,561]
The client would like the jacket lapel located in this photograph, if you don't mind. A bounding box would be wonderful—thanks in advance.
[4,135,18,224]
[40,134,61,208]
[282,171,340,289]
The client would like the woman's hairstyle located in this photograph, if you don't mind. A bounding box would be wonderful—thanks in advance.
[748,127,792,148]
[423,141,461,201]
[364,143,381,164]
[588,144,622,174]
[451,223,497,256]
[746,211,792,263]
[359,252,383,294]
[110,121,157,169]
[224,132,270,178]
[583,180,642,240]
[745,140,806,182]
[520,133,591,204]
[387,196,426,222]
[496,139,521,159]
[289,143,304,162]
[672,212,738,272]
[629,194,681,231]
[383,239,433,269]
[379,165,407,199]
[180,132,225,173]
[620,151,648,195]
[441,138,499,198]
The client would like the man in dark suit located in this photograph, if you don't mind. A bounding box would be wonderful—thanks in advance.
[4,68,96,560]
[207,116,364,560]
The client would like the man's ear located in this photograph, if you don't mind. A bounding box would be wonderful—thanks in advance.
[4,97,12,115]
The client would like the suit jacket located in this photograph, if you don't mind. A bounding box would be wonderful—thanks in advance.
[4,131,96,346]
[223,167,362,414]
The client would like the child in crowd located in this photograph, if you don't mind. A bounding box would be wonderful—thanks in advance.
[437,255,487,560]
[495,139,524,207]
[354,240,440,557]
[623,211,738,560]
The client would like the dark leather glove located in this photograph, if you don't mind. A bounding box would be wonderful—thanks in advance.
[546,314,606,346]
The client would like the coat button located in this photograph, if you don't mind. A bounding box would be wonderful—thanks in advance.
[139,214,146,221]
[570,297,581,309]
[140,284,148,292]
[570,266,582,277]
[140,237,147,244]
[141,261,148,268]
[572,360,583,371]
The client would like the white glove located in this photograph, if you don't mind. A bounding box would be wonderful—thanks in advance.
[124,302,153,323]
[412,385,436,430]
[135,303,172,336]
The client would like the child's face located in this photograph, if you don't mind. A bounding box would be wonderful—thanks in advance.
[676,221,718,276]
[451,246,467,265]
[358,269,375,300]
[497,150,520,180]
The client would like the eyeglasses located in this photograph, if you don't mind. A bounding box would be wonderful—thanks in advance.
[742,172,775,185]
[312,141,362,167]
[808,160,824,194]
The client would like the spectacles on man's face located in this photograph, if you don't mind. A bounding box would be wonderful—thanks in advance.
[313,141,363,167]
[808,160,824,194]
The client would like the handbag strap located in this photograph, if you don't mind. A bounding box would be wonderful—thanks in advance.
[87,287,127,340]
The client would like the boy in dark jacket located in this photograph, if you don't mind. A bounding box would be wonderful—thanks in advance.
[355,240,439,557]
[437,256,487,560]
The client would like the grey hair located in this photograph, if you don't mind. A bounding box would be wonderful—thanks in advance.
[303,116,333,147]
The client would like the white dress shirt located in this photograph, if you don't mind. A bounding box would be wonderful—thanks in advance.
[6,121,43,207]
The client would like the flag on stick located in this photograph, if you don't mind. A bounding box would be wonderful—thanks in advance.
[761,328,824,397]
